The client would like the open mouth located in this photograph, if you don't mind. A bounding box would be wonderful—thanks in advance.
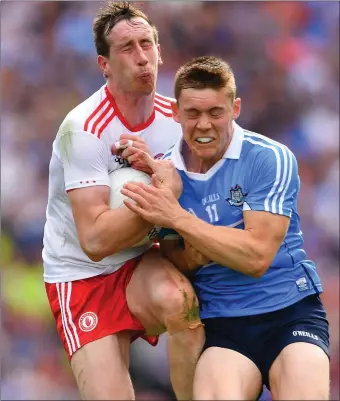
[195,137,215,144]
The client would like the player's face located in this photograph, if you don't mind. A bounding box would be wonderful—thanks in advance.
[173,87,241,163]
[98,17,162,95]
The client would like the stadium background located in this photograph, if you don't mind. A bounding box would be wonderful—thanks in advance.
[1,1,339,399]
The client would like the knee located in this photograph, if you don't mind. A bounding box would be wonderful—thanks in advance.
[154,278,201,333]
[156,276,198,313]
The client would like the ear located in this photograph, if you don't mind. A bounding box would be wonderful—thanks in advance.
[157,44,163,66]
[97,55,110,78]
[171,101,180,123]
[233,98,241,120]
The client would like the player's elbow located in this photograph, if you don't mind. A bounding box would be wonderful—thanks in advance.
[86,251,104,263]
[248,256,271,278]
[249,263,266,278]
[81,239,108,263]
[82,244,104,262]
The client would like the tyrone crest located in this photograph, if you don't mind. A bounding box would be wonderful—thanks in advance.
[227,184,247,207]
[79,311,98,332]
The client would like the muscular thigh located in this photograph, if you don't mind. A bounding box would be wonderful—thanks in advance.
[194,347,262,400]
[71,331,133,400]
[266,295,330,400]
[126,247,196,335]
[269,342,330,400]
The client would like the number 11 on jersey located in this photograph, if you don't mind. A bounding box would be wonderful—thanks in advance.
[205,204,219,223]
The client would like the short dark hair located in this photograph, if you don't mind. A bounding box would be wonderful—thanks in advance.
[174,56,236,102]
[93,1,159,57]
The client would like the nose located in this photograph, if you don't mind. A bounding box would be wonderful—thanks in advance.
[197,114,211,130]
[135,45,148,66]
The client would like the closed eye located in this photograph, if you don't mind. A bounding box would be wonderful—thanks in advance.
[141,39,153,47]
[185,109,200,118]
[209,107,224,117]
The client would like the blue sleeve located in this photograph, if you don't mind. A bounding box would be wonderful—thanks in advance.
[244,145,299,217]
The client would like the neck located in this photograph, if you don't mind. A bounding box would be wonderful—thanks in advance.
[106,81,155,129]
[182,128,234,174]
[185,149,221,174]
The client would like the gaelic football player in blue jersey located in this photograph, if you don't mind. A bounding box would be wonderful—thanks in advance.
[121,56,330,400]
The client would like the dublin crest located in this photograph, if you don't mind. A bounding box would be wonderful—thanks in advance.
[227,184,248,206]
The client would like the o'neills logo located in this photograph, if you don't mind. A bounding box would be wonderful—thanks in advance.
[79,312,98,332]
[293,330,319,340]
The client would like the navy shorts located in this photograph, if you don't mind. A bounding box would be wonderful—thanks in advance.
[202,294,329,389]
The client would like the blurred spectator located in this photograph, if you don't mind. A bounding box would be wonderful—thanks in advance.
[1,2,339,399]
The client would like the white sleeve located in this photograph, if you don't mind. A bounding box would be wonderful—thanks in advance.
[56,130,110,191]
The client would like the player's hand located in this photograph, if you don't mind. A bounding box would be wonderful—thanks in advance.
[120,175,184,228]
[111,134,153,174]
[183,240,210,271]
[131,151,183,198]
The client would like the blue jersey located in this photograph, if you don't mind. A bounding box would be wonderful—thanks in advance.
[162,123,323,318]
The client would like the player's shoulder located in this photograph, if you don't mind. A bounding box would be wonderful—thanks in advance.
[242,128,295,163]
[58,85,113,139]
[154,92,176,120]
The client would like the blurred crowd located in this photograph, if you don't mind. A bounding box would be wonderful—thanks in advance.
[1,1,339,400]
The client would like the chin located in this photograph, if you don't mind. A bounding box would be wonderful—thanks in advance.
[196,148,218,160]
[133,77,155,94]
[137,84,154,96]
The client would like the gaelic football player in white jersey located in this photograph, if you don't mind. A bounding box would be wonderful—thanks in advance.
[42,2,204,399]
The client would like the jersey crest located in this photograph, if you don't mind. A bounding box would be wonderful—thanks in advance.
[227,184,247,207]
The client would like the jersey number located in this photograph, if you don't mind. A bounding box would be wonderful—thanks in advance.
[205,204,219,223]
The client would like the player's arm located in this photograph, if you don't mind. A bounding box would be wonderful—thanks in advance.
[172,147,298,277]
[122,145,298,277]
[159,235,210,274]
[68,186,152,261]
[172,209,289,277]
[159,239,190,272]
[59,130,152,262]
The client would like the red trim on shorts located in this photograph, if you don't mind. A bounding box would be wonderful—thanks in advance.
[105,86,156,132]
[45,257,159,361]
[84,97,109,132]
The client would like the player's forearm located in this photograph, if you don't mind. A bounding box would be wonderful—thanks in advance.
[83,207,153,261]
[173,211,268,278]
[160,242,198,274]
[162,246,189,272]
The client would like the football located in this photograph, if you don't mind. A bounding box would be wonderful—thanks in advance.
[109,167,159,247]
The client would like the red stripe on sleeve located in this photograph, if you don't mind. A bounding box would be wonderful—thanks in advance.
[154,106,173,118]
[154,98,172,109]
[155,94,174,104]
[91,104,113,135]
[84,97,109,131]
[97,112,116,138]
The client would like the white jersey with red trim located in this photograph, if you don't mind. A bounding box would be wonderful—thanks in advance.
[43,84,182,283]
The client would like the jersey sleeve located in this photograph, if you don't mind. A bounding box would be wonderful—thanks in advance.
[244,145,299,217]
[56,130,110,191]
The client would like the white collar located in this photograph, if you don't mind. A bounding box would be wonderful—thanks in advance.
[223,121,244,159]
[171,121,244,171]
